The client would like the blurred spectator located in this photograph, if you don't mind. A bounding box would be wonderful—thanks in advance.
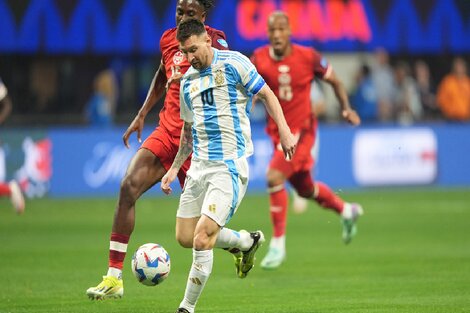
[351,63,378,122]
[393,61,422,125]
[436,57,470,121]
[85,70,118,127]
[371,48,395,122]
[414,60,440,121]
[0,77,26,214]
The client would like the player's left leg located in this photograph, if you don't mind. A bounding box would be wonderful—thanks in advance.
[290,172,363,244]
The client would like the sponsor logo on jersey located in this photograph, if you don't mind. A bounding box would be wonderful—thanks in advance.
[173,51,184,65]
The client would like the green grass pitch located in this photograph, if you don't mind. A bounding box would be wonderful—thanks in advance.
[1,188,470,313]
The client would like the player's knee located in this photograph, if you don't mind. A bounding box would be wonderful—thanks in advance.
[296,187,314,199]
[176,233,193,248]
[266,170,285,187]
[120,174,141,200]
[193,232,211,250]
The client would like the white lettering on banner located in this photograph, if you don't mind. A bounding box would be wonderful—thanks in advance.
[83,143,136,188]
[353,129,437,186]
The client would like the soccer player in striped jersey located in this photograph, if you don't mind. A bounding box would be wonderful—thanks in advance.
[161,19,296,313]
[251,11,363,270]
[87,0,253,300]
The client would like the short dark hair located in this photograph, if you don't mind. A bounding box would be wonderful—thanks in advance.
[177,19,206,43]
[195,0,215,12]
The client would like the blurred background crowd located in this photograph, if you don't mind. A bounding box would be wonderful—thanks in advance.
[0,0,469,127]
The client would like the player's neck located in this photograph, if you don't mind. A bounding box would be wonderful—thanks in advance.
[269,44,292,61]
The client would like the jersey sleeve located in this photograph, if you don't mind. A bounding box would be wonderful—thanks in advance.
[179,77,193,123]
[232,52,265,95]
[209,28,229,51]
[312,49,332,79]
[0,78,7,101]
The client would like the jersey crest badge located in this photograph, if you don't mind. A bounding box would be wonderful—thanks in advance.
[215,70,225,86]
[173,51,184,65]
[279,65,290,73]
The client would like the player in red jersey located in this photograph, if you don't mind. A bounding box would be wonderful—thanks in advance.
[87,0,261,300]
[0,77,25,214]
[251,11,364,270]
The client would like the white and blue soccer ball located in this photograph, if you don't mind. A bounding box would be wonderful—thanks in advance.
[131,243,171,286]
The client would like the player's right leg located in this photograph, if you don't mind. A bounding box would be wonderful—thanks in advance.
[87,148,167,300]
[261,166,289,270]
[0,181,25,214]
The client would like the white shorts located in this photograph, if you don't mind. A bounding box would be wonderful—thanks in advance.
[177,157,249,227]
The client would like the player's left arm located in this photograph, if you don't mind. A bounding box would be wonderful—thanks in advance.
[257,85,296,160]
[161,121,193,195]
[323,69,361,126]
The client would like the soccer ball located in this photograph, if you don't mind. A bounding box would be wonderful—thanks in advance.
[131,243,171,286]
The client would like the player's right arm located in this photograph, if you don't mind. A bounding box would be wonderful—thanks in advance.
[161,121,193,194]
[122,61,168,148]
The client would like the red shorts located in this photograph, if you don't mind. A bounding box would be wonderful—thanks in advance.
[269,125,316,178]
[140,126,191,187]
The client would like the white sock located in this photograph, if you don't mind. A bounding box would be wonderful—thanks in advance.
[214,228,252,251]
[107,267,122,279]
[270,235,286,251]
[342,203,353,218]
[179,249,213,313]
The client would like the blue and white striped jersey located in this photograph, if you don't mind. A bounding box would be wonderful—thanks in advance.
[180,48,266,161]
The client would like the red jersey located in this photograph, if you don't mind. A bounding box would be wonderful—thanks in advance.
[251,44,330,138]
[158,26,228,135]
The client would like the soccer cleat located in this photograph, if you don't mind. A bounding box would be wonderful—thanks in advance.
[237,230,265,279]
[175,308,190,313]
[260,246,286,270]
[341,203,364,244]
[9,181,25,215]
[232,249,243,277]
[86,276,123,300]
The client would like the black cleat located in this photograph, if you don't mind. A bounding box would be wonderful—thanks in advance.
[238,230,265,278]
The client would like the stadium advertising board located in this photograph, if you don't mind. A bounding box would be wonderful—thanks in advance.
[2,124,470,198]
[352,129,438,186]
[0,0,469,54]
[0,130,52,198]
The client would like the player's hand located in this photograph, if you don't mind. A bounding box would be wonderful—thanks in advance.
[161,168,178,195]
[122,114,145,148]
[279,129,297,161]
[342,108,361,126]
[165,72,184,91]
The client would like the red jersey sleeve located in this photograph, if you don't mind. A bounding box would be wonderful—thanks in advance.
[207,27,229,50]
[312,49,332,79]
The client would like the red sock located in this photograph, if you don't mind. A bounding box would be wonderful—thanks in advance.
[314,182,344,214]
[0,183,11,197]
[109,233,130,270]
[269,186,288,237]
